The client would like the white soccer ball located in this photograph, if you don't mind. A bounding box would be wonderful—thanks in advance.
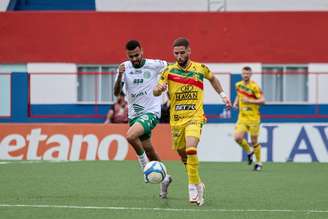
[143,161,167,184]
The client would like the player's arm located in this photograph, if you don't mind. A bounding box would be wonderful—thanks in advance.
[233,96,239,109]
[208,75,232,109]
[242,94,265,105]
[242,86,265,105]
[113,64,125,97]
[153,83,167,96]
[153,69,168,96]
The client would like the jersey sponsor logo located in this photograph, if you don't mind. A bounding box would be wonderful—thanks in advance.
[131,91,147,98]
[175,85,198,101]
[180,85,194,92]
[128,70,143,75]
[133,78,144,84]
[173,115,185,121]
[175,104,196,111]
[175,91,198,101]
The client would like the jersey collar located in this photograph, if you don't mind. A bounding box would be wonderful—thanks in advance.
[176,60,193,72]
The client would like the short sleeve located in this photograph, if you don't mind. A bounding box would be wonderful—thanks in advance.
[158,67,169,85]
[202,64,213,80]
[155,60,168,74]
[254,84,263,99]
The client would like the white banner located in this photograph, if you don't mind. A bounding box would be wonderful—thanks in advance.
[198,123,328,162]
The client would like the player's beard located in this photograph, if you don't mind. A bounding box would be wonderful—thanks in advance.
[178,58,189,68]
[132,61,140,68]
[132,58,145,68]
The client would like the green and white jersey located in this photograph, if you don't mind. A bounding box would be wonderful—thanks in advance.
[119,59,167,120]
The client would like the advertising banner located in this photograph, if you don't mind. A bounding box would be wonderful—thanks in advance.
[0,123,327,162]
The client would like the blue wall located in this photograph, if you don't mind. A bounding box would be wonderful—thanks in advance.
[7,0,95,10]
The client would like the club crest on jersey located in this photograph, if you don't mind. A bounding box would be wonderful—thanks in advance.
[143,71,151,79]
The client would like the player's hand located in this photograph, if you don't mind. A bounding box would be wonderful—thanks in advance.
[118,64,125,76]
[158,83,167,92]
[242,97,251,103]
[233,102,239,110]
[223,97,232,110]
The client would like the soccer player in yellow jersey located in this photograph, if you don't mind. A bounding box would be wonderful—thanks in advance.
[153,37,232,206]
[233,66,265,171]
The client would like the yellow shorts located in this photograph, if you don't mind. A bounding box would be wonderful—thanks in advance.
[171,121,203,150]
[235,120,260,137]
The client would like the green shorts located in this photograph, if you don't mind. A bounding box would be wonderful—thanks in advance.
[129,113,159,141]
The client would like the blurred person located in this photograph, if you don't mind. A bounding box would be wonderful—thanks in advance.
[233,66,265,171]
[113,40,172,198]
[104,91,128,124]
[153,37,231,206]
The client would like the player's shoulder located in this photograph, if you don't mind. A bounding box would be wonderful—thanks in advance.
[235,80,243,86]
[250,80,260,87]
[121,61,132,68]
[145,59,167,67]
[161,62,175,72]
[191,61,209,70]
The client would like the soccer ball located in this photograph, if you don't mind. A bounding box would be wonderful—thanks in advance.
[143,161,167,184]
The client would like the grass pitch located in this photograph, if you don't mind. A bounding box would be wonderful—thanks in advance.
[0,160,327,219]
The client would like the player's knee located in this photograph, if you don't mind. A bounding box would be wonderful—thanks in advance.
[186,147,197,155]
[234,135,243,143]
[126,133,137,144]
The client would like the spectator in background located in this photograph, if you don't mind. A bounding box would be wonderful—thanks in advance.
[104,91,128,124]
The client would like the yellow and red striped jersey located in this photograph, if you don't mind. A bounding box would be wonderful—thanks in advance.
[235,80,263,122]
[158,61,213,126]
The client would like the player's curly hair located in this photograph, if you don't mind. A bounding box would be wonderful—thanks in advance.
[173,37,189,48]
[126,40,141,50]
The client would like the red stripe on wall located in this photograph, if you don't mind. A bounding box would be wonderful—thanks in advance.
[168,74,203,90]
[1,12,328,63]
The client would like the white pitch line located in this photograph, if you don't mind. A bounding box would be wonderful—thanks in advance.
[0,204,327,214]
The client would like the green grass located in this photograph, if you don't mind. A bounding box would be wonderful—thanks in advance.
[0,161,327,219]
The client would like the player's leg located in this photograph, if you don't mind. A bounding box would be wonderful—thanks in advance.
[177,148,187,166]
[127,115,155,170]
[142,138,160,161]
[140,114,172,198]
[138,113,161,162]
[250,123,262,171]
[234,122,254,165]
[185,122,205,206]
[172,125,200,203]
[126,122,149,169]
[172,126,187,165]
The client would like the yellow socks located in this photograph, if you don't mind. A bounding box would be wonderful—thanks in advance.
[239,139,252,154]
[253,143,261,163]
[186,147,201,185]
